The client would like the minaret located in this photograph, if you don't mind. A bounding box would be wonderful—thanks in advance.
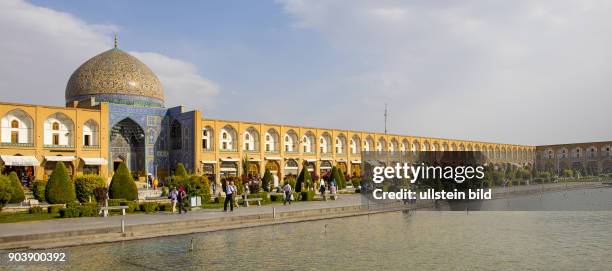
[114,33,118,48]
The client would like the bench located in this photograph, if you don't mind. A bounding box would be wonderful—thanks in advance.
[237,197,263,207]
[318,193,337,201]
[100,206,129,217]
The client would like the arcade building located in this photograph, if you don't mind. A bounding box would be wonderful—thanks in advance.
[0,43,537,186]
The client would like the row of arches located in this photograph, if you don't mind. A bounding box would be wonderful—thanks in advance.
[200,124,534,162]
[0,109,99,147]
[541,145,612,160]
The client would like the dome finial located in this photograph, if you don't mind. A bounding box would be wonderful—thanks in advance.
[114,33,118,48]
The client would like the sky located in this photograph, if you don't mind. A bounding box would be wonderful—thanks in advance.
[0,0,610,146]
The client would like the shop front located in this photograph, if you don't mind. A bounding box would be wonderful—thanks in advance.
[0,155,39,185]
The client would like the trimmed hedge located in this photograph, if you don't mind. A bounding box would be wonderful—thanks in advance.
[140,202,158,213]
[45,161,76,204]
[8,172,25,203]
[79,203,98,217]
[247,192,269,203]
[29,206,44,214]
[174,163,188,179]
[74,175,106,203]
[109,162,138,201]
[32,180,47,202]
[270,194,285,202]
[296,164,312,193]
[300,191,314,201]
[47,205,62,214]
[120,201,139,213]
[108,199,124,206]
[158,203,173,212]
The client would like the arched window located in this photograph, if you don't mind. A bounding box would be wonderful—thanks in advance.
[2,109,34,145]
[44,113,74,147]
[83,119,99,147]
[202,126,213,150]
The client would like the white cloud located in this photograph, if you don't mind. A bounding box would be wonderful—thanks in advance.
[0,0,217,112]
[278,0,612,145]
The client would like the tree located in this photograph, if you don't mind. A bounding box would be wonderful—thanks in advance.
[296,164,312,193]
[174,163,188,179]
[0,175,12,210]
[337,168,347,189]
[74,175,106,203]
[45,161,76,204]
[331,166,341,187]
[108,162,138,201]
[8,172,25,203]
[262,168,272,192]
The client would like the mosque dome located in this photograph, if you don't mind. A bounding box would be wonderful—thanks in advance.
[65,43,164,107]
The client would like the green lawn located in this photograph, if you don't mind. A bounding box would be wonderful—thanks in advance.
[0,212,60,224]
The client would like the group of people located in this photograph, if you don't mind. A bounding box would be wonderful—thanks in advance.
[318,179,338,201]
[147,175,159,190]
[167,186,188,214]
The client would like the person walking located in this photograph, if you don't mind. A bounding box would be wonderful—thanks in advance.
[319,179,326,201]
[169,187,178,213]
[224,181,236,212]
[178,188,188,214]
[283,182,292,205]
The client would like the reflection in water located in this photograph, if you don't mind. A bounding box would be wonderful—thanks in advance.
[4,188,612,271]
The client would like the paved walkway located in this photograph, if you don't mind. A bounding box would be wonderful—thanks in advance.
[0,194,363,238]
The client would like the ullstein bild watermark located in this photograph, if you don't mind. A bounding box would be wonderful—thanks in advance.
[369,163,492,200]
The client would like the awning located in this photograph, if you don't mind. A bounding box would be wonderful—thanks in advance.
[220,168,237,172]
[81,157,108,165]
[284,166,299,170]
[265,157,281,160]
[248,158,261,162]
[45,156,75,162]
[0,155,40,166]
[305,158,317,162]
[201,160,217,164]
[351,160,361,164]
[337,159,346,162]
[220,158,239,162]
[320,166,332,169]
[320,157,333,161]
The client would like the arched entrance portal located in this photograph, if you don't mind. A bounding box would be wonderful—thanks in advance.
[110,118,146,176]
[337,162,347,174]
[247,162,259,177]
[265,160,281,180]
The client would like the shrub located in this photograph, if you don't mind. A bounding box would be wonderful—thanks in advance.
[331,166,341,188]
[158,202,173,212]
[120,201,139,213]
[108,199,123,206]
[262,169,273,192]
[47,205,62,214]
[29,206,44,214]
[351,176,361,189]
[93,187,108,203]
[45,161,76,204]
[270,194,284,202]
[161,187,168,197]
[79,203,98,217]
[247,192,269,203]
[140,202,158,213]
[296,164,312,193]
[108,162,138,201]
[32,180,47,202]
[174,163,188,179]
[0,175,12,210]
[337,168,347,189]
[300,191,314,201]
[8,172,25,203]
[284,176,296,192]
[74,175,106,203]
[562,169,573,178]
[59,206,80,218]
